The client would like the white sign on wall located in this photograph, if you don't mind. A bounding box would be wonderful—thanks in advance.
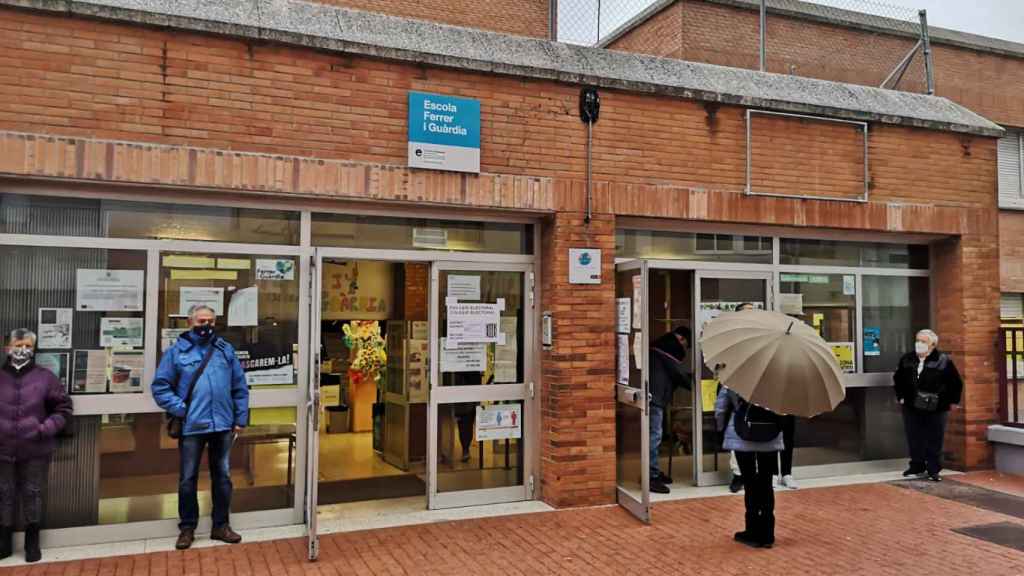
[569,248,601,284]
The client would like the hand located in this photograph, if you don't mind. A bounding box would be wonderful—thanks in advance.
[233,425,244,433]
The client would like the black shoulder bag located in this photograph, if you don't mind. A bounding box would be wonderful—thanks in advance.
[912,354,947,412]
[166,342,217,439]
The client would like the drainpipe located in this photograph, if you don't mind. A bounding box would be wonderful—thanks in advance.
[579,88,601,224]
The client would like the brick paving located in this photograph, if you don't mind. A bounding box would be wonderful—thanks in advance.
[7,481,1024,576]
[954,470,1024,499]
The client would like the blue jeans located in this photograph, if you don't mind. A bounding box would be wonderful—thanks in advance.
[649,404,664,478]
[179,430,234,530]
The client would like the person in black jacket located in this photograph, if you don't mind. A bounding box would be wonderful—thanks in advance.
[649,326,692,494]
[893,329,963,482]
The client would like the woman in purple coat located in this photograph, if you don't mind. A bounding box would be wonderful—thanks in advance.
[0,329,72,563]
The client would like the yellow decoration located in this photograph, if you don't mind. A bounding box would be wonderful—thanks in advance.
[342,320,387,384]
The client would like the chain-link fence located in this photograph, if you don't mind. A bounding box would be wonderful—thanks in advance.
[557,0,931,92]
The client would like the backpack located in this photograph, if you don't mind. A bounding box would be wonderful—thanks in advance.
[734,398,783,442]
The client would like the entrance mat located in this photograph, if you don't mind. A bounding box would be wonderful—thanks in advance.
[893,478,1024,520]
[952,522,1024,553]
[318,474,426,505]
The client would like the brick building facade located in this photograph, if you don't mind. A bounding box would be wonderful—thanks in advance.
[0,0,1007,552]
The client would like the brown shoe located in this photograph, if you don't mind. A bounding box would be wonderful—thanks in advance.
[210,525,242,544]
[175,529,195,550]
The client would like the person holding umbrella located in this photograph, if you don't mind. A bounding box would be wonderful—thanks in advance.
[893,329,962,481]
[703,309,845,549]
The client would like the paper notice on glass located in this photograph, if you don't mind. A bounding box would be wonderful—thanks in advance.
[446,303,500,345]
[617,334,630,384]
[616,298,631,334]
[475,404,522,441]
[100,317,144,348]
[440,338,486,372]
[864,327,881,357]
[179,287,224,316]
[161,328,187,351]
[632,331,643,364]
[829,342,856,373]
[109,350,144,393]
[76,269,144,311]
[217,258,251,270]
[701,379,719,413]
[244,365,294,386]
[494,317,519,383]
[38,308,73,349]
[843,275,856,296]
[780,293,803,316]
[632,274,642,329]
[228,286,259,327]
[255,259,295,281]
[36,352,69,390]
[447,275,481,301]
[407,339,429,403]
[72,349,108,394]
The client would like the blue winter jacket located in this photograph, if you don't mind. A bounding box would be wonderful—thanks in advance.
[151,332,249,435]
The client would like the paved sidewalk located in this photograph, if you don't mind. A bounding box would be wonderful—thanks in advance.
[6,478,1024,575]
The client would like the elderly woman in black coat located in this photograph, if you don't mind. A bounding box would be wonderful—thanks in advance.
[893,329,963,482]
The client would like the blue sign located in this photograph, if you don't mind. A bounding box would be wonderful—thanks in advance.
[864,327,881,356]
[407,91,480,173]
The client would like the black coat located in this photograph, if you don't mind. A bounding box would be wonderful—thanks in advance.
[893,349,963,412]
[649,348,691,408]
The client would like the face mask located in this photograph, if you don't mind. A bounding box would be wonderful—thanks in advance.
[914,342,929,356]
[192,325,215,340]
[10,346,33,364]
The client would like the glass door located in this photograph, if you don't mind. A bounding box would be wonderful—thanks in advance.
[615,261,650,523]
[428,262,534,509]
[305,253,323,561]
[693,271,773,486]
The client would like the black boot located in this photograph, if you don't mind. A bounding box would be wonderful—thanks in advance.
[0,526,12,560]
[24,524,41,563]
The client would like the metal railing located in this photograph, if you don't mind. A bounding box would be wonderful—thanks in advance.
[557,0,933,93]
[999,326,1024,427]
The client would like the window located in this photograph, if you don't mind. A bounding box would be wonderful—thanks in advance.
[780,273,857,373]
[862,276,930,372]
[999,129,1024,209]
[1002,293,1024,323]
[616,230,772,263]
[780,239,928,269]
[0,245,148,395]
[312,214,533,254]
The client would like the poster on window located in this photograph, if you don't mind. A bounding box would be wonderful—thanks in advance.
[475,404,522,441]
[407,339,429,403]
[72,349,109,394]
[829,342,856,373]
[440,338,486,372]
[100,317,144,348]
[37,308,73,349]
[36,352,69,390]
[237,349,294,386]
[255,259,295,281]
[179,287,224,317]
[446,303,500,345]
[109,350,145,393]
[447,275,481,301]
[617,334,630,385]
[76,269,144,312]
[864,328,881,356]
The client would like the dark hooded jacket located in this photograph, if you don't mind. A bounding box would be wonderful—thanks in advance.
[0,360,73,462]
[649,333,691,408]
[893,348,963,412]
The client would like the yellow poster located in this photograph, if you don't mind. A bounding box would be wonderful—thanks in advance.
[322,261,393,320]
[829,342,855,373]
[700,379,719,413]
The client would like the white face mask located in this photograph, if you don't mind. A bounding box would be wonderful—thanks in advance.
[914,342,930,356]
[9,346,33,366]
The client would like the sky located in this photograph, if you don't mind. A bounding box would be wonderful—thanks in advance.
[558,0,1024,45]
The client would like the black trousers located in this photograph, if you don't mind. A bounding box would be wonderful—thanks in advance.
[735,451,778,544]
[902,405,948,475]
[780,416,796,476]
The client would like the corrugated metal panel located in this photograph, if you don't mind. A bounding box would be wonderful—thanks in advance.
[998,130,1023,206]
[44,416,101,529]
[1002,293,1024,320]
[0,195,103,236]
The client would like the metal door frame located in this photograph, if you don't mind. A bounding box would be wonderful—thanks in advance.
[427,260,535,510]
[692,269,774,487]
[614,259,650,523]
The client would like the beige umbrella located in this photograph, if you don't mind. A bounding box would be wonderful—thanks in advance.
[699,309,845,417]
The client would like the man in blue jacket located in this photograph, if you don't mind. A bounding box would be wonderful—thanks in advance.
[152,304,249,550]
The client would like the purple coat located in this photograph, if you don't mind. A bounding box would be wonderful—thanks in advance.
[0,362,73,462]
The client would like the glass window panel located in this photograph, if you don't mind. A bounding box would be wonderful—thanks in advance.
[780,238,928,269]
[616,230,772,263]
[435,400,524,493]
[438,270,524,386]
[780,273,857,372]
[158,252,300,388]
[0,193,300,245]
[43,409,296,528]
[862,276,930,373]
[312,214,533,254]
[790,387,906,468]
[0,245,147,395]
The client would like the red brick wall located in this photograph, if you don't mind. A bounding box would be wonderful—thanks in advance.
[311,0,550,38]
[540,209,617,507]
[609,0,1024,127]
[404,263,428,320]
[605,3,682,59]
